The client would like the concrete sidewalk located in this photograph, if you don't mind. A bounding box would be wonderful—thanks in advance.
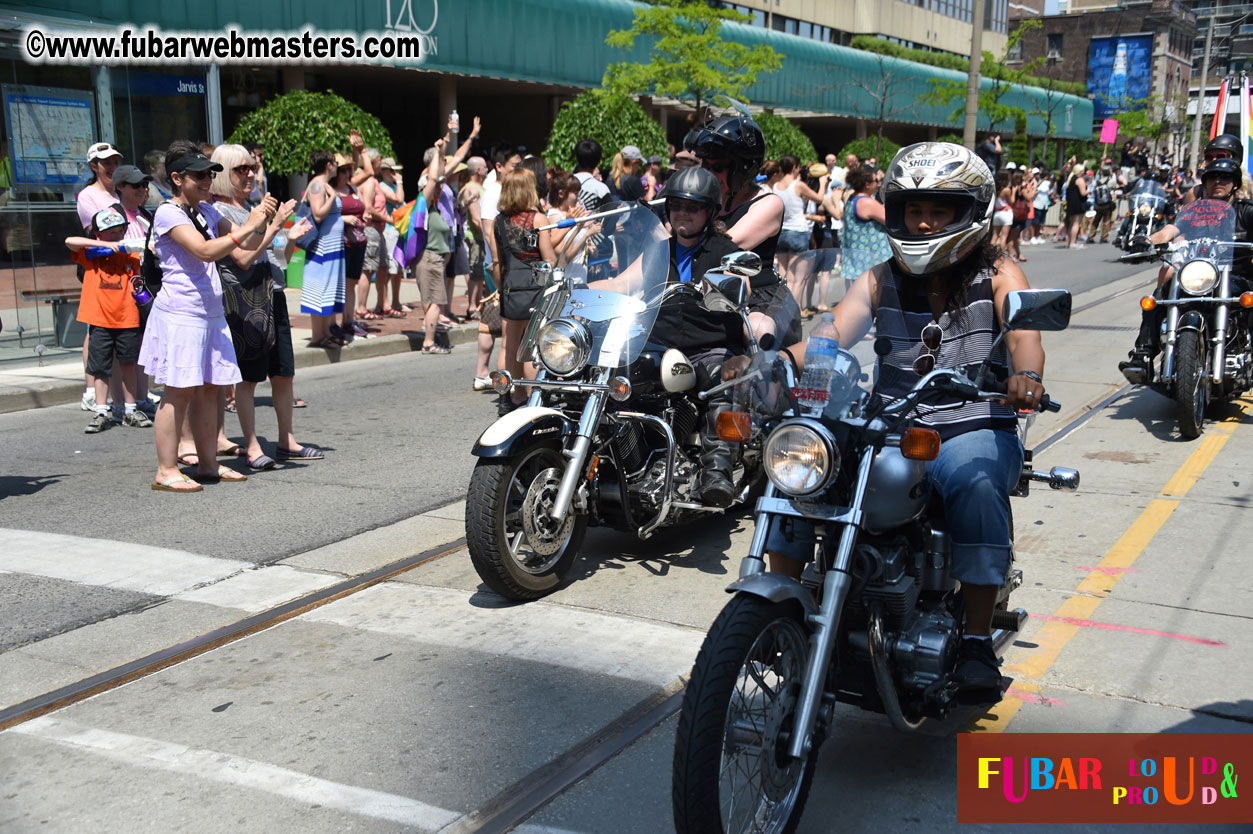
[0,279,483,415]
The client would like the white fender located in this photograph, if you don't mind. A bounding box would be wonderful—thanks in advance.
[661,348,697,393]
[476,406,565,447]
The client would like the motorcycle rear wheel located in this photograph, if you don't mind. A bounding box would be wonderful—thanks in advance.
[466,445,587,601]
[673,594,817,834]
[1175,330,1207,440]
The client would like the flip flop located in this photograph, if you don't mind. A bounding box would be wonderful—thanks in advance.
[151,475,203,493]
[422,344,452,355]
[196,465,248,483]
[217,444,244,457]
[224,396,237,413]
[247,454,277,471]
[293,398,308,408]
[177,453,199,467]
[276,445,325,461]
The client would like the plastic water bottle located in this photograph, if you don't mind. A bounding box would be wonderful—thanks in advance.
[449,108,460,140]
[796,313,840,416]
[272,230,287,250]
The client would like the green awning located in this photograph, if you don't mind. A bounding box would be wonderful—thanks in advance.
[8,0,1093,138]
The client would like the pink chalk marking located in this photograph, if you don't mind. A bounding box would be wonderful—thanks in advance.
[1005,686,1067,707]
[1034,614,1226,647]
[1075,565,1141,575]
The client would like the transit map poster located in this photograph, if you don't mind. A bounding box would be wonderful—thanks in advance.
[2,84,95,193]
[1087,35,1153,120]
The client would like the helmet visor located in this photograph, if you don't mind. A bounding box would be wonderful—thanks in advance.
[883,190,980,241]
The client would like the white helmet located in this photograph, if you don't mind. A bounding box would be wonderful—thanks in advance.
[881,142,995,275]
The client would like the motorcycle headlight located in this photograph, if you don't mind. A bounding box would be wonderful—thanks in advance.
[1178,259,1218,295]
[1137,204,1151,217]
[537,318,592,376]
[763,419,839,497]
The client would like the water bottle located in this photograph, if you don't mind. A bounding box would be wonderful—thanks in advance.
[449,108,460,140]
[272,230,287,250]
[796,313,840,416]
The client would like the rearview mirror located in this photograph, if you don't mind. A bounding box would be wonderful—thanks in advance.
[720,251,761,278]
[1002,289,1071,332]
[703,273,747,312]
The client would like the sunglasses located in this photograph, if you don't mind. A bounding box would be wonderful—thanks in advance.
[1205,151,1233,161]
[233,163,259,175]
[119,180,149,189]
[913,322,944,376]
[668,198,709,214]
[702,159,733,174]
[180,170,214,182]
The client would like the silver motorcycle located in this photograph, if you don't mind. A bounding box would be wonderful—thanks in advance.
[671,288,1080,834]
[466,203,792,601]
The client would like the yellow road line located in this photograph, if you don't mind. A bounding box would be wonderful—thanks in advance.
[969,396,1251,733]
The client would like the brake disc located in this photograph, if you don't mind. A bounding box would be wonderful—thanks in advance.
[521,467,574,557]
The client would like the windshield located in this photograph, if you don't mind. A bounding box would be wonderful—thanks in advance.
[523,202,671,368]
[1131,180,1167,212]
[1170,199,1235,271]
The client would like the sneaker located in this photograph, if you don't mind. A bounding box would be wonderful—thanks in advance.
[955,637,1004,700]
[80,390,96,411]
[84,412,112,434]
[122,409,153,428]
[1070,243,1085,250]
[135,398,158,417]
[472,375,493,391]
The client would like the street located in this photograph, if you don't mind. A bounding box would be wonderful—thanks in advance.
[1,242,1250,833]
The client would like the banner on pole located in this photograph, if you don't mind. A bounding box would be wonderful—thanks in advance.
[1099,119,1119,144]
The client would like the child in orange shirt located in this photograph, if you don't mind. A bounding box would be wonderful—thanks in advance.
[66,207,149,433]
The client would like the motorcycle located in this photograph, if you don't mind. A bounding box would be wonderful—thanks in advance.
[1114,180,1168,258]
[1125,198,1253,438]
[466,202,798,601]
[671,287,1081,834]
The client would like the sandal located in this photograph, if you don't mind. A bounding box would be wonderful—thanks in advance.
[422,344,452,355]
[293,397,308,408]
[224,396,237,413]
[358,309,383,320]
[196,465,247,484]
[177,453,199,467]
[247,454,277,471]
[217,444,244,457]
[310,337,344,349]
[151,475,203,493]
[276,445,325,461]
[381,307,406,318]
[399,303,414,312]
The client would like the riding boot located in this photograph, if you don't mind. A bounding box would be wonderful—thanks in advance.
[1119,286,1165,384]
[698,431,736,508]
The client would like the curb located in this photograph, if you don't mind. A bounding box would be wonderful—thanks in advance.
[0,323,479,416]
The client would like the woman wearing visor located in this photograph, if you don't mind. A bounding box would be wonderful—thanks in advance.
[139,141,276,492]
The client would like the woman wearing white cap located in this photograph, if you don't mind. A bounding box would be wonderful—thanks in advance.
[75,142,125,411]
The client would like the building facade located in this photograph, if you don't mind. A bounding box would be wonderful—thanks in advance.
[0,0,1086,354]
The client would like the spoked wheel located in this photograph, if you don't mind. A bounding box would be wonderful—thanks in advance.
[673,595,818,834]
[1175,330,1208,440]
[466,444,587,601]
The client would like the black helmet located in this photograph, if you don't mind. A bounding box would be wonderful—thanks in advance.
[663,166,722,207]
[1201,157,1243,190]
[1206,133,1242,158]
[683,113,765,195]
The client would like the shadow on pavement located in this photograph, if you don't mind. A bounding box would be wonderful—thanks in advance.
[0,473,64,500]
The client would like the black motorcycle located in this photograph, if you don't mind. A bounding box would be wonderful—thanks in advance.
[1114,180,1168,258]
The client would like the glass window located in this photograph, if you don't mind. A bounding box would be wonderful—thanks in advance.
[798,21,812,39]
[771,14,786,32]
[1047,33,1064,58]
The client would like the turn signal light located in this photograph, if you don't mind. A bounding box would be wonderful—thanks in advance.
[490,370,513,394]
[608,376,632,401]
[587,455,600,482]
[900,427,941,461]
[716,411,752,442]
[1140,296,1157,311]
[1241,292,1253,308]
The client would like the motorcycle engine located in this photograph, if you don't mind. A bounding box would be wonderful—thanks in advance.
[846,540,921,632]
[891,609,960,693]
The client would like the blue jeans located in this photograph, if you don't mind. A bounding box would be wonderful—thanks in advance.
[766,428,1023,586]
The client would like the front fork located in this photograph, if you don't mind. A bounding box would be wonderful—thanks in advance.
[549,368,610,521]
[1212,271,1231,386]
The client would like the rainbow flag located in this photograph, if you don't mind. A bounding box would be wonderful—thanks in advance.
[1210,77,1230,140]
[391,195,427,269]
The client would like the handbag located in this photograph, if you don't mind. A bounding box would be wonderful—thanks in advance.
[478,290,502,335]
[344,220,368,247]
[219,255,276,361]
[292,200,319,251]
[1012,197,1030,223]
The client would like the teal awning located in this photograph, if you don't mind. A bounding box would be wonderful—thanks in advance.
[8,0,1093,138]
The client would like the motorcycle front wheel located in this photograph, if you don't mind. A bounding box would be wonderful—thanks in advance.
[673,595,818,834]
[466,444,587,601]
[1175,330,1208,440]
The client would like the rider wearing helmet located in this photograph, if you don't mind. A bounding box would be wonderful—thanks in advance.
[1181,133,1242,206]
[732,142,1048,703]
[1120,156,1253,382]
[654,166,761,507]
[684,109,792,340]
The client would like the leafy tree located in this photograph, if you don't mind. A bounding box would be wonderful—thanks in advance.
[603,0,783,117]
[924,20,1044,133]
[755,112,816,163]
[1028,69,1069,167]
[1007,114,1030,167]
[542,90,668,173]
[818,51,918,160]
[228,90,393,177]
[1113,97,1167,141]
[839,137,902,167]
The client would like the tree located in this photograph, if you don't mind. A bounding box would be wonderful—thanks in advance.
[1028,66,1069,168]
[1008,114,1030,167]
[811,51,918,160]
[603,0,783,117]
[228,90,394,177]
[755,112,817,162]
[542,90,668,173]
[839,137,902,167]
[924,20,1044,134]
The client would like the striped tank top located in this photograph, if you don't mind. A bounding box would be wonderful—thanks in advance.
[875,264,1017,440]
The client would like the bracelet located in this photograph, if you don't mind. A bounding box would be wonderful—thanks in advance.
[229,233,243,246]
[1015,370,1043,383]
